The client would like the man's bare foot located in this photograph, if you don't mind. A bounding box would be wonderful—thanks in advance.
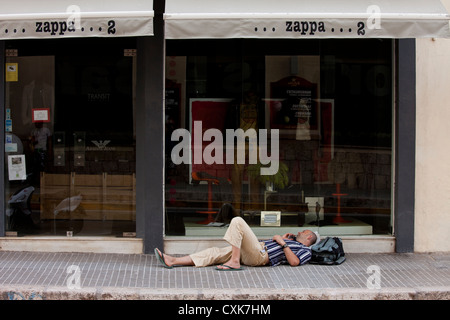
[154,248,175,268]
[155,248,196,268]
[216,259,241,270]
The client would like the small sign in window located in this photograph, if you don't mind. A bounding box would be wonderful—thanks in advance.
[260,211,281,227]
[32,108,50,122]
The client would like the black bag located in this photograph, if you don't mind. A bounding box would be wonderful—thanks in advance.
[310,237,346,265]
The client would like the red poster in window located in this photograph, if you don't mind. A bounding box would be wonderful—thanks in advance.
[190,99,232,180]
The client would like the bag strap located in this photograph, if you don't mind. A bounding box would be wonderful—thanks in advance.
[334,256,346,265]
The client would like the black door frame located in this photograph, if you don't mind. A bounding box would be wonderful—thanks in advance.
[135,0,165,253]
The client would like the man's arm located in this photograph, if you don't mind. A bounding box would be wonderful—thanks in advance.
[272,235,300,266]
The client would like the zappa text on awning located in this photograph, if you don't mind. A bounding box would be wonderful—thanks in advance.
[285,21,366,36]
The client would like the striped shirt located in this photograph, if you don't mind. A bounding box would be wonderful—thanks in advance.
[262,239,312,267]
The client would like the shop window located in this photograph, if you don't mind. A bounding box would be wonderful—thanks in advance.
[4,39,137,237]
[164,39,393,238]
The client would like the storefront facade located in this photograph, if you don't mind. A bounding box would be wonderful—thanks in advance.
[1,0,449,254]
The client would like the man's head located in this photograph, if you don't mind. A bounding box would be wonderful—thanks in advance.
[296,230,317,247]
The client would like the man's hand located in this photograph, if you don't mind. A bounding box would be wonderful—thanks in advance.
[272,235,285,245]
[282,233,296,240]
[272,234,300,267]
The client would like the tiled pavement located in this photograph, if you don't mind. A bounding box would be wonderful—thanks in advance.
[0,251,449,300]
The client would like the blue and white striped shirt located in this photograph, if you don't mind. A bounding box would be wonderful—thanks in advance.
[262,239,312,267]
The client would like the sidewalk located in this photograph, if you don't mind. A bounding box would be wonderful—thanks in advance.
[0,251,449,300]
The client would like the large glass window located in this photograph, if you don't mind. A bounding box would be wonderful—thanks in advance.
[165,39,393,238]
[4,38,137,236]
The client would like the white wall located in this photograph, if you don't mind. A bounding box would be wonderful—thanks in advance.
[415,0,450,252]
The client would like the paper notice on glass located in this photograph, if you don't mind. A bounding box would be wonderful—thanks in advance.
[5,143,18,152]
[32,108,50,122]
[8,155,26,180]
[5,119,12,132]
[5,63,18,82]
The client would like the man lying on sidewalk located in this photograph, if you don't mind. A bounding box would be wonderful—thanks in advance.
[154,216,318,271]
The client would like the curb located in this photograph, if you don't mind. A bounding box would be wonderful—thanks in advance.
[1,285,449,300]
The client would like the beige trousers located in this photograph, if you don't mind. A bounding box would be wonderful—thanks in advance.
[189,217,268,267]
